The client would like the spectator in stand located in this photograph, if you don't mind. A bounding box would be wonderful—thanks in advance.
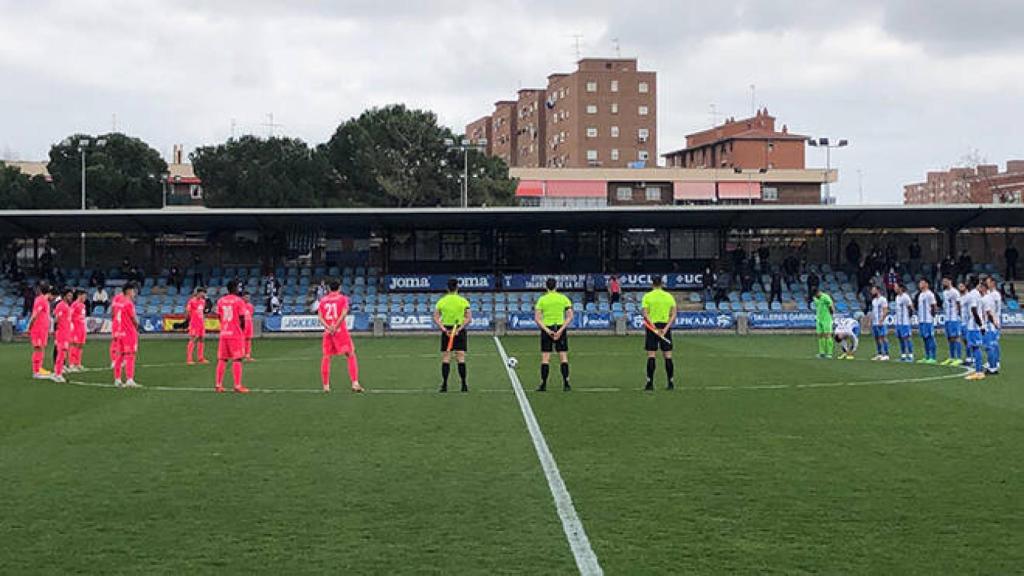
[1001,281,1017,303]
[263,272,282,313]
[120,257,132,278]
[937,254,956,287]
[713,269,730,308]
[806,269,820,302]
[884,267,899,301]
[783,253,800,290]
[91,285,109,315]
[845,239,861,274]
[740,268,754,294]
[701,267,714,303]
[21,283,33,316]
[857,259,874,311]
[757,242,770,271]
[269,294,282,315]
[315,279,328,303]
[134,265,146,285]
[583,274,596,305]
[957,249,973,281]
[607,274,622,304]
[1006,243,1019,281]
[769,270,783,306]
[192,253,204,287]
[168,266,182,292]
[908,238,922,275]
[731,245,746,280]
[89,269,105,289]
[884,242,898,270]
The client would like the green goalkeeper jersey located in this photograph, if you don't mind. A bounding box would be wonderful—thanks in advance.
[814,292,834,322]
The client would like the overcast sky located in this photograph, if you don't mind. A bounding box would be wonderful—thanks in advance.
[1,0,1022,203]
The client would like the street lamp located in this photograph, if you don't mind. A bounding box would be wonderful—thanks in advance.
[807,137,847,205]
[76,137,106,267]
[444,137,488,208]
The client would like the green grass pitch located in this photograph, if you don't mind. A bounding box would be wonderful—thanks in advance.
[1,334,1022,574]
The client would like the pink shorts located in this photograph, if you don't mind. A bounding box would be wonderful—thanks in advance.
[322,332,354,356]
[218,337,246,360]
[55,337,71,352]
[30,331,49,348]
[188,325,206,338]
[112,335,139,356]
[72,329,86,345]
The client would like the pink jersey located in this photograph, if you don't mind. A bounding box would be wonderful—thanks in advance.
[186,297,205,326]
[111,297,138,339]
[71,300,87,339]
[29,294,51,336]
[320,293,350,329]
[217,294,245,339]
[54,300,73,342]
[243,302,255,338]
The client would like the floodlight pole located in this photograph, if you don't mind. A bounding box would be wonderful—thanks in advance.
[445,137,488,208]
[77,138,106,267]
[808,137,848,205]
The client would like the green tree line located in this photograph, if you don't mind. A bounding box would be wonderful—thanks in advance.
[0,104,515,209]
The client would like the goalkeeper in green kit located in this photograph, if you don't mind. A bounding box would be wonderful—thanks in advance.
[812,287,836,359]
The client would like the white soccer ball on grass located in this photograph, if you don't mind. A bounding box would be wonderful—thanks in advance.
[507,357,519,369]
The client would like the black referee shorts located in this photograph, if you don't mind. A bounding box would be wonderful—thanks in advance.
[440,326,468,352]
[644,322,673,352]
[540,325,569,353]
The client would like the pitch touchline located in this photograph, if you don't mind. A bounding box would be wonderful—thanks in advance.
[493,336,603,576]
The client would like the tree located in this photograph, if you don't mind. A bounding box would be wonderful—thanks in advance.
[48,133,167,209]
[324,104,516,207]
[191,136,335,208]
[0,162,73,209]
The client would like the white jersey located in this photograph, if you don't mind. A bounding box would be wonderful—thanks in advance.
[963,289,983,331]
[834,317,859,337]
[894,293,913,326]
[917,290,936,324]
[942,288,961,322]
[983,291,1002,329]
[870,296,888,326]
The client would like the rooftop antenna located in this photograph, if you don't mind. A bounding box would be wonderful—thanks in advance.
[262,113,282,137]
[709,103,721,126]
[749,84,756,116]
[230,118,237,139]
[111,113,118,133]
[612,37,621,57]
[571,34,583,60]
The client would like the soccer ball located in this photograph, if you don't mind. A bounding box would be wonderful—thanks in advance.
[507,357,519,369]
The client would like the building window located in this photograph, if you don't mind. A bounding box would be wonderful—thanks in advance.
[645,186,661,201]
[586,105,598,114]
[638,150,650,161]
[189,185,203,199]
[610,80,619,92]
[611,148,620,161]
[763,186,779,201]
[610,126,619,138]
[586,149,598,161]
[586,127,598,138]
[586,81,598,92]
[616,187,632,201]
[637,128,649,142]
[638,81,649,93]
[610,103,619,114]
[638,105,649,116]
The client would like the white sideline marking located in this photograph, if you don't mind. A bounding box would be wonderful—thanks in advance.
[493,336,603,576]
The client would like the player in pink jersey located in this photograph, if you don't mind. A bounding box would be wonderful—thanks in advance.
[110,283,141,388]
[28,282,56,379]
[318,279,363,393]
[185,287,209,364]
[242,291,255,360]
[68,289,88,372]
[51,288,74,383]
[215,280,249,393]
[108,290,124,369]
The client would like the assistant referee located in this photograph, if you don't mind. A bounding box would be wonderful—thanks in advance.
[642,276,678,391]
[433,278,472,393]
[534,277,575,392]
